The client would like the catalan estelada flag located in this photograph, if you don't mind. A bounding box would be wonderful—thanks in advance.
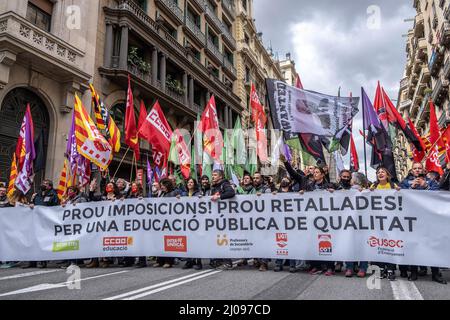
[74,94,112,171]
[7,154,17,198]
[89,84,121,153]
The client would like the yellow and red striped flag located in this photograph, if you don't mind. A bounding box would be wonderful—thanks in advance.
[74,94,113,171]
[7,154,17,198]
[56,159,70,200]
[89,84,121,153]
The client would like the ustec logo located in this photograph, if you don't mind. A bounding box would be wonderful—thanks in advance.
[164,236,187,253]
[318,234,332,255]
[368,236,404,248]
[103,237,133,252]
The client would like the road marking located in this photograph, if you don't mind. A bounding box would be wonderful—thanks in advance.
[0,270,129,297]
[0,270,61,281]
[123,270,223,300]
[104,269,217,300]
[390,280,424,300]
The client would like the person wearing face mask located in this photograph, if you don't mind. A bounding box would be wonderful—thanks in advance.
[59,186,88,269]
[0,183,12,208]
[31,179,59,207]
[151,182,162,198]
[335,170,352,190]
[86,180,120,268]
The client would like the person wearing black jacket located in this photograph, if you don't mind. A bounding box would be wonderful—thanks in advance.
[280,154,336,275]
[183,179,203,270]
[200,175,212,196]
[153,178,179,269]
[440,163,450,191]
[210,170,236,269]
[335,170,352,191]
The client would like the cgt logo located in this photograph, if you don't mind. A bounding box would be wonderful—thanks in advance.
[103,237,133,252]
[217,235,229,247]
[368,236,404,248]
[318,234,332,255]
[164,236,187,253]
[276,233,288,248]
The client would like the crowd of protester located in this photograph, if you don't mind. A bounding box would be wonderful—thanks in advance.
[1,157,449,285]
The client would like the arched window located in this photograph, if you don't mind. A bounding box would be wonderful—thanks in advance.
[0,88,49,187]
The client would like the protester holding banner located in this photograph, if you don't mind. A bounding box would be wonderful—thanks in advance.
[370,167,400,281]
[86,180,121,268]
[151,181,162,198]
[335,170,353,191]
[126,182,147,268]
[440,163,450,191]
[253,173,271,194]
[400,163,446,284]
[273,177,299,273]
[240,173,256,195]
[210,170,236,270]
[61,186,88,206]
[116,178,130,199]
[31,179,59,208]
[200,175,212,197]
[400,162,440,191]
[153,178,179,269]
[183,178,203,270]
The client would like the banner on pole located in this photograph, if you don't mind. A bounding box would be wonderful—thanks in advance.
[1,191,450,267]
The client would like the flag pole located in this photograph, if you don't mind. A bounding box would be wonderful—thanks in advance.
[112,147,130,181]
[130,153,135,183]
[361,87,368,178]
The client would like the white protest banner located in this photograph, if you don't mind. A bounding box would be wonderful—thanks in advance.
[1,190,450,268]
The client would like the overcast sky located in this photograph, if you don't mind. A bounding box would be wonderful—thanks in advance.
[254,0,416,180]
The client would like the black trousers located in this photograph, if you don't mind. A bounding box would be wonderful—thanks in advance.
[401,265,440,275]
[156,257,174,266]
[310,261,335,270]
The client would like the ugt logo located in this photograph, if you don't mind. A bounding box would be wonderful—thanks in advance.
[276,233,288,249]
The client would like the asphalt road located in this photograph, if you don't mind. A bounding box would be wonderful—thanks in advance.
[0,260,449,300]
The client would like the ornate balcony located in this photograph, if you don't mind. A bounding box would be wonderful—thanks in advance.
[399,99,412,112]
[432,76,449,106]
[155,0,184,25]
[415,93,430,127]
[0,11,90,87]
[205,4,222,33]
[400,77,409,91]
[429,47,445,77]
[190,0,206,12]
[440,22,450,47]
[184,16,206,46]
[222,57,237,79]
[206,39,223,64]
[221,22,236,49]
[222,0,236,20]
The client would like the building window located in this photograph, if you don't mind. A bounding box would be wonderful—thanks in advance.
[26,1,53,32]
[241,0,247,11]
[133,0,147,11]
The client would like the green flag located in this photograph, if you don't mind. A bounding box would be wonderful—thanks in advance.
[202,152,212,180]
[232,117,246,178]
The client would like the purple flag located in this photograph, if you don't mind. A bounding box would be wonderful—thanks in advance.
[66,111,91,186]
[283,143,292,162]
[15,105,36,194]
[146,155,153,186]
[362,87,382,133]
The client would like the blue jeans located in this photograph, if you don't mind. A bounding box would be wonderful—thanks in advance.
[345,261,369,271]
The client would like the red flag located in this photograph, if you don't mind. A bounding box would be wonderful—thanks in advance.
[374,82,389,130]
[139,100,173,161]
[138,100,148,137]
[198,95,223,161]
[295,74,304,90]
[350,134,359,172]
[441,126,450,163]
[250,83,268,162]
[125,75,140,160]
[408,117,426,162]
[174,129,191,179]
[426,100,445,175]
